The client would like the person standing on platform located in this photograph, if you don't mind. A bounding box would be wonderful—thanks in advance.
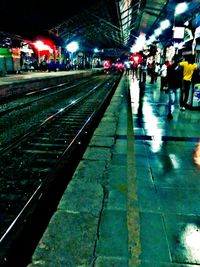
[179,55,198,110]
[166,56,183,119]
[154,63,160,82]
[131,60,138,79]
[140,60,148,83]
[124,61,131,75]
[160,61,169,91]
[150,61,156,84]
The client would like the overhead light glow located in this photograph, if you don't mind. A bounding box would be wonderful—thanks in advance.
[175,2,188,16]
[154,28,162,36]
[160,20,170,30]
[149,35,156,43]
[66,41,79,53]
[131,33,146,53]
[33,41,52,52]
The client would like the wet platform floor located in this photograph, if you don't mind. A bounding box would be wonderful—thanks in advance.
[130,75,200,266]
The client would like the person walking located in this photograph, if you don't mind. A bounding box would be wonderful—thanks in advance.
[179,55,198,110]
[166,56,183,119]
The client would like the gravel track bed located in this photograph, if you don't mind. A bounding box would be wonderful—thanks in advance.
[0,77,105,149]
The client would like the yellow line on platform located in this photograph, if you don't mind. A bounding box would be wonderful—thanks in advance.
[126,76,141,266]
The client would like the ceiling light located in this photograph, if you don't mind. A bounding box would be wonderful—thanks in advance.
[149,35,156,43]
[154,28,162,36]
[175,2,188,16]
[160,20,170,30]
[66,41,79,53]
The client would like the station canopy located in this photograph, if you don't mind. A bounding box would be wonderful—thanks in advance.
[0,0,199,53]
[48,0,200,51]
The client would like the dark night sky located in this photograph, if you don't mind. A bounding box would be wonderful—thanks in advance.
[0,0,94,39]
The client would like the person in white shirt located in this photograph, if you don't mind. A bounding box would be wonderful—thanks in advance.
[160,61,169,91]
[154,63,160,82]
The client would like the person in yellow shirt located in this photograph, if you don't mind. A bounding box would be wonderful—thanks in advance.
[179,55,198,110]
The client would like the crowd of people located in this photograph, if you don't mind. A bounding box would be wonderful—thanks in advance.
[164,54,198,119]
[125,54,199,120]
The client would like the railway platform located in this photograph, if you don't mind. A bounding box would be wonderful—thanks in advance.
[0,69,103,99]
[1,70,200,266]
[0,69,99,85]
[23,71,200,267]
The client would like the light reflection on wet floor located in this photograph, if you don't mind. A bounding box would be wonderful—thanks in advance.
[130,75,200,266]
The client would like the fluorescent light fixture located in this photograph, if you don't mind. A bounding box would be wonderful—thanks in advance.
[175,2,188,16]
[160,19,170,30]
[149,35,156,42]
[66,41,79,53]
[154,28,162,36]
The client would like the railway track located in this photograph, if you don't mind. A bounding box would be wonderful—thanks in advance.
[0,76,98,117]
[0,73,122,266]
[0,74,110,149]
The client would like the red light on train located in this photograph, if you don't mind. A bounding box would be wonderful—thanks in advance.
[130,54,143,63]
[103,60,111,69]
[115,62,124,70]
